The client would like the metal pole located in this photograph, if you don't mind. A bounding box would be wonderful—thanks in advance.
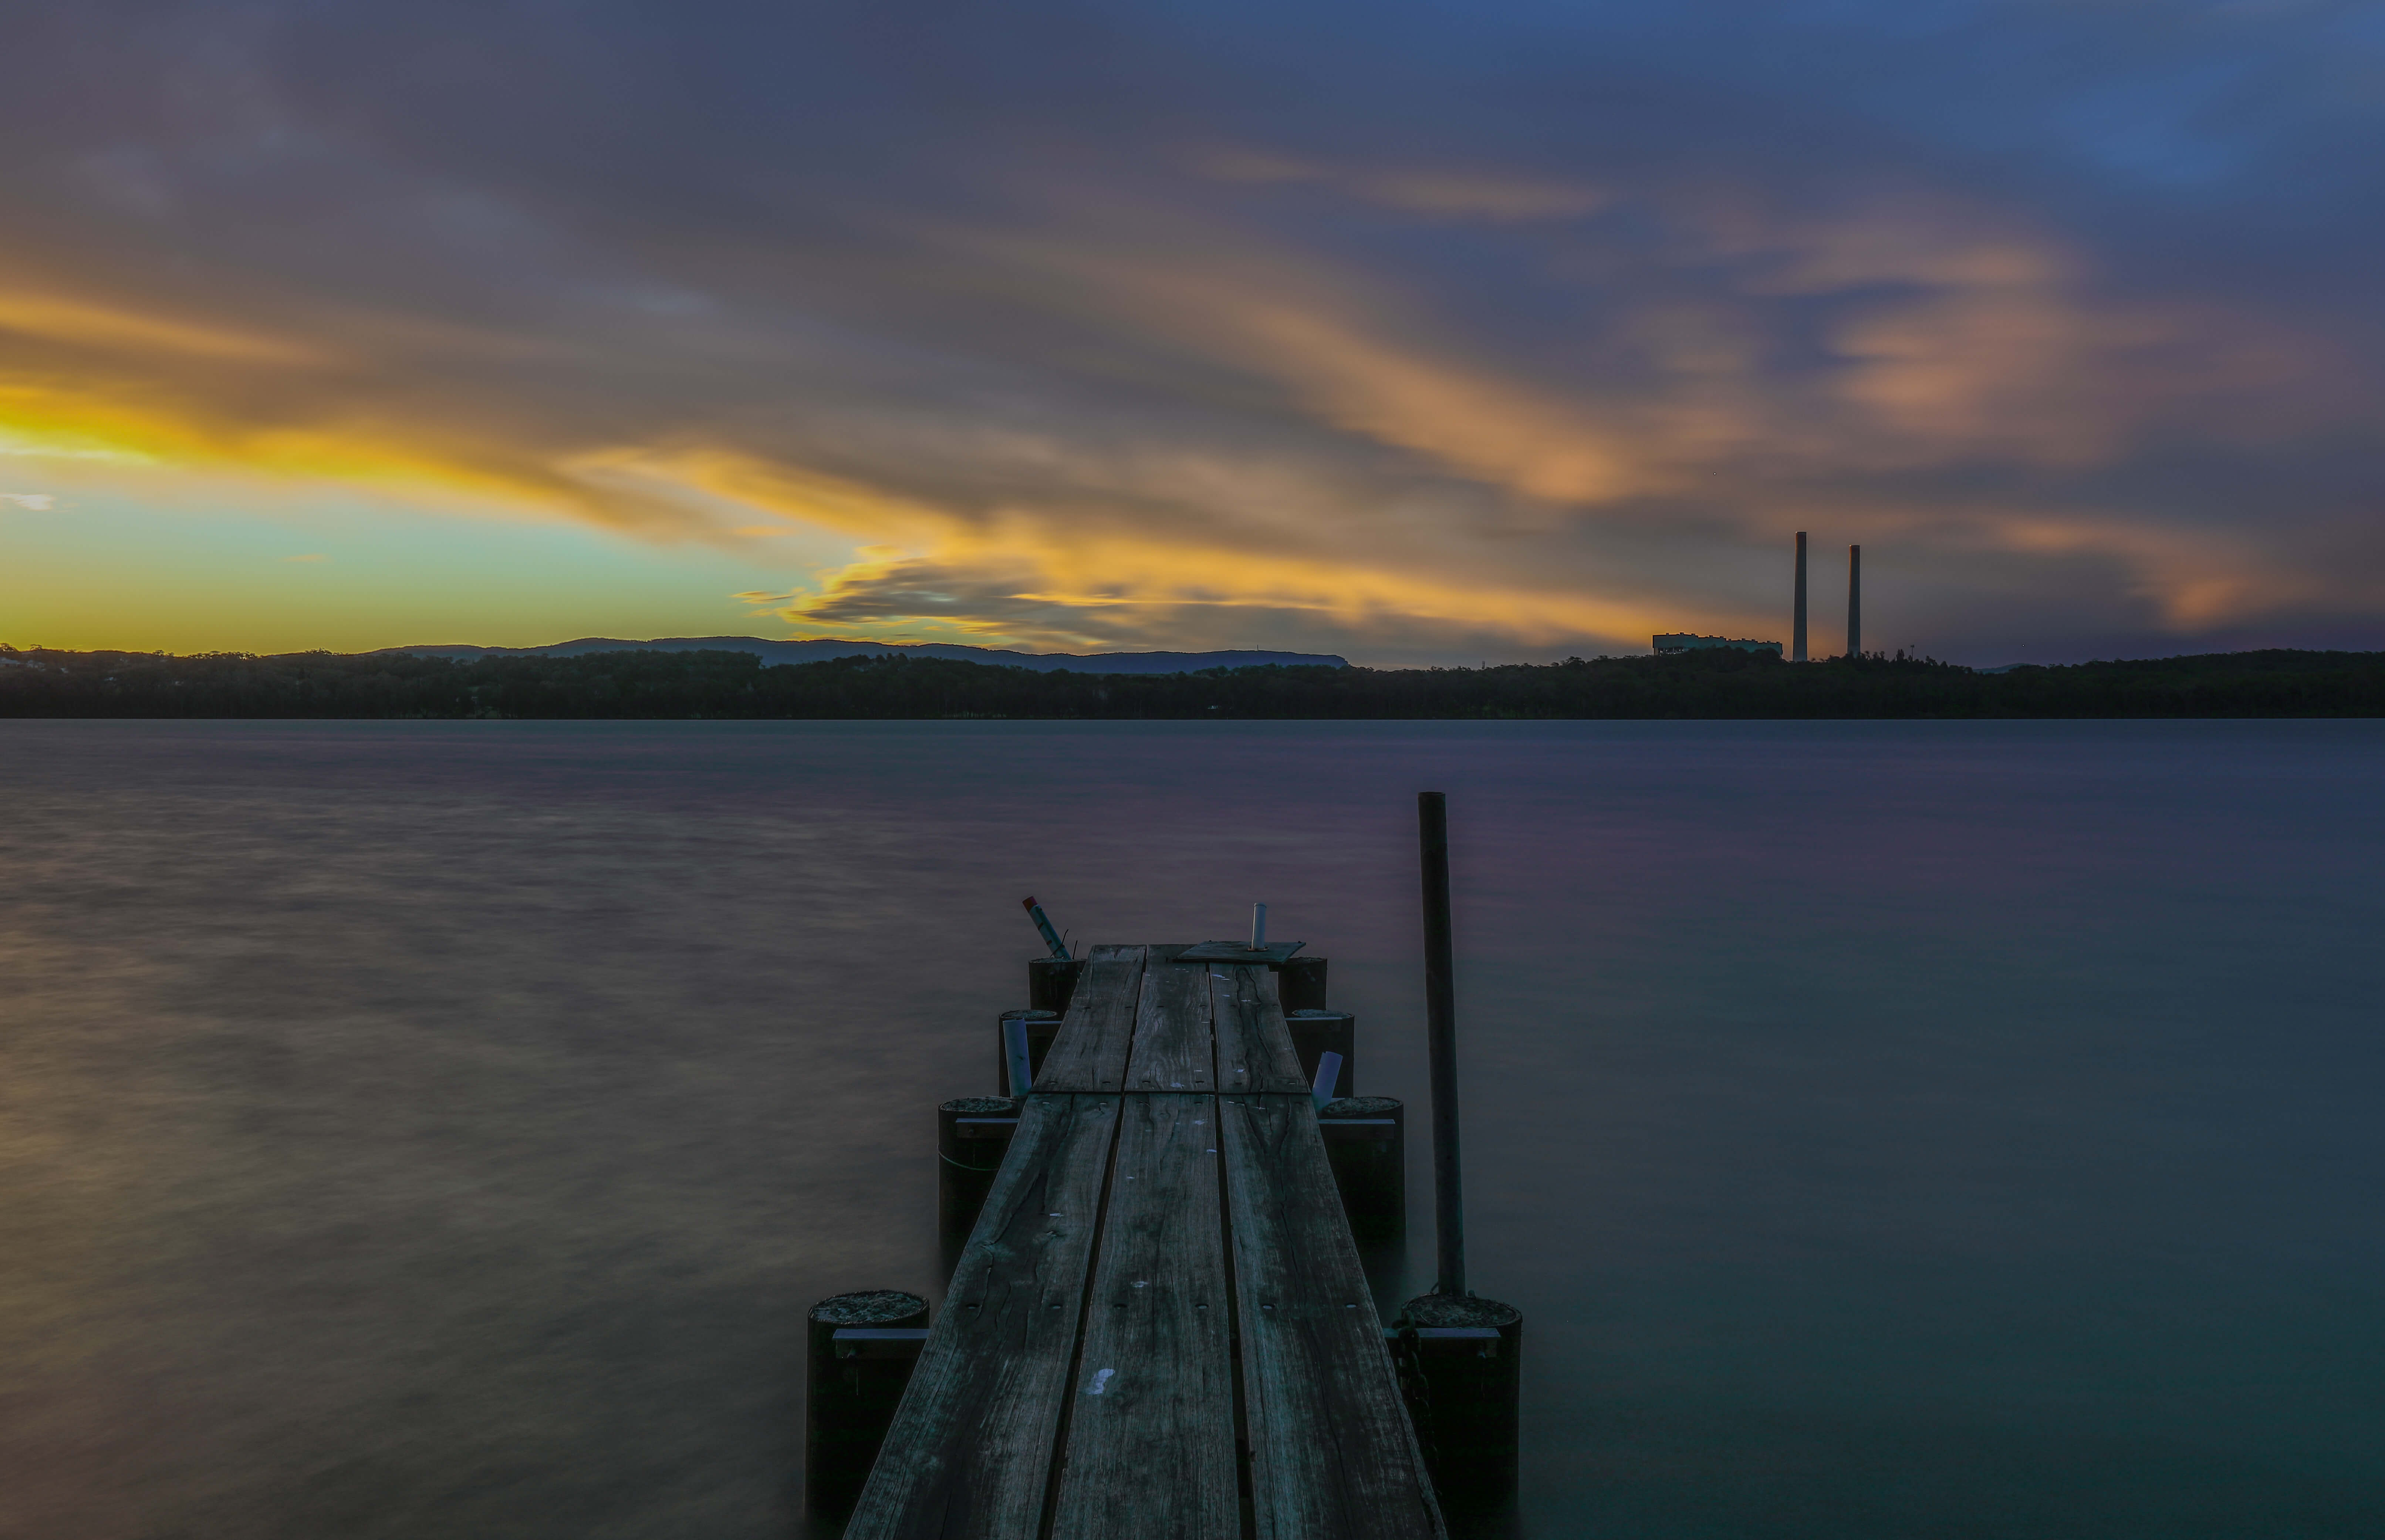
[1793,530,1809,662]
[1418,791,1465,1296]
[1021,896,1070,962]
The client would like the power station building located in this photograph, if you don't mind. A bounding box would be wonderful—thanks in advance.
[1652,634,1784,658]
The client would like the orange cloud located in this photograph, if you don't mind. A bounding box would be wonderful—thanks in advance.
[752,535,1695,656]
[1186,147,1606,222]
[0,290,325,365]
[0,162,2368,658]
[1974,512,2365,630]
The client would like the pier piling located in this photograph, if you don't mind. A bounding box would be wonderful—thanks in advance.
[1394,1293,1524,1505]
[938,1096,1020,1243]
[1277,953,1329,1013]
[804,1290,930,1513]
[1027,956,1082,1015]
[1319,1095,1406,1245]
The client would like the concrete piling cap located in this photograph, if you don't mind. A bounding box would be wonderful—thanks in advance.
[810,1290,928,1326]
[1399,1293,1522,1329]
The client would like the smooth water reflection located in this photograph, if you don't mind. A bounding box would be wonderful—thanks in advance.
[2,720,2379,1538]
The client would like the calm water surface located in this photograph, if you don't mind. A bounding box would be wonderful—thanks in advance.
[3,720,2380,1538]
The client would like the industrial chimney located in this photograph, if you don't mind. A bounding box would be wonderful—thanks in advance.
[1793,531,1808,662]
[1847,544,1861,659]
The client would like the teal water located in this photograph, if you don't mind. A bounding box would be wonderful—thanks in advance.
[2,720,2378,1537]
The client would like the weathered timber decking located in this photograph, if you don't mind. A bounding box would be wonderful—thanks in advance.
[845,945,1445,1540]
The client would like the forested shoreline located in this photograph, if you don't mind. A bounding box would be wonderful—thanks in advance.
[3,644,2382,719]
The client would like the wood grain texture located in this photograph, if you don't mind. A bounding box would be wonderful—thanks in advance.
[844,1094,1122,1540]
[1033,945,1145,1094]
[1047,1094,1239,1540]
[1219,1094,1446,1540]
[1210,965,1311,1095]
[1123,944,1215,1092]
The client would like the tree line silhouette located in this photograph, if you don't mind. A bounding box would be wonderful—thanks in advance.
[3,644,2381,718]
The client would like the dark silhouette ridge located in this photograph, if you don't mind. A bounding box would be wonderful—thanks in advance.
[372,636,1348,673]
[6,645,2385,718]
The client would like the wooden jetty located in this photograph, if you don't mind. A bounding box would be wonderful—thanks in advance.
[844,943,1447,1540]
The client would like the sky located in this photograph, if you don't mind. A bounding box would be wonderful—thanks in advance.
[3,1,2383,666]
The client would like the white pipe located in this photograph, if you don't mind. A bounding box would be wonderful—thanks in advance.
[1310,1050,1343,1109]
[1004,1015,1034,1096]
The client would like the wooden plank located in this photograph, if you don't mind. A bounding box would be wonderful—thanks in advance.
[1175,940,1306,964]
[1122,944,1215,1092]
[1210,963,1311,1095]
[844,1093,1122,1540]
[1033,945,1145,1093]
[1047,1093,1239,1540]
[1219,1093,1446,1540]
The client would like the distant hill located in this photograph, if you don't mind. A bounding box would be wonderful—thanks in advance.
[372,636,1349,674]
[10,645,2384,719]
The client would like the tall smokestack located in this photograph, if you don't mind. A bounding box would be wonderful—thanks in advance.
[1793,531,1808,662]
[1847,544,1861,659]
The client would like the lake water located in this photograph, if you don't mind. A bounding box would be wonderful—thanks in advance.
[3,720,2379,1539]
